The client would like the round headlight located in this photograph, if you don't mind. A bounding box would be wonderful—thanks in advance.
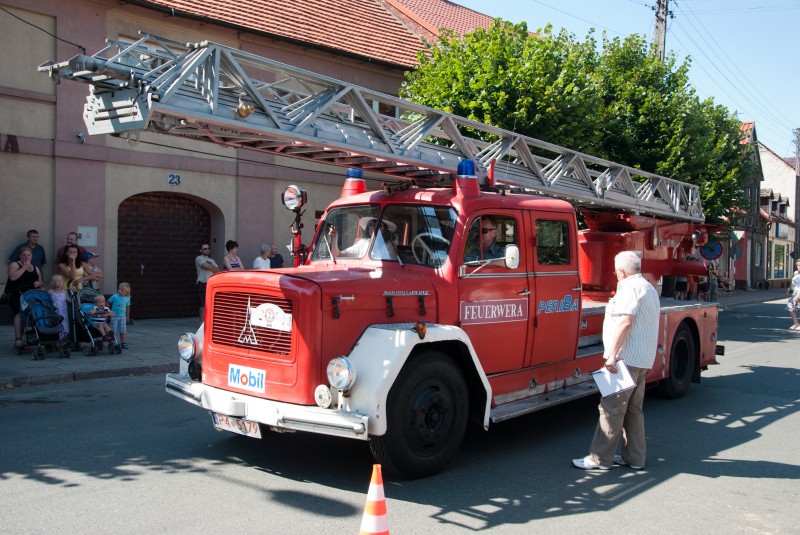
[178,333,196,361]
[282,185,307,211]
[327,356,356,391]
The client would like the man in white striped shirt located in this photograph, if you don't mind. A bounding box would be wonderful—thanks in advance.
[573,251,660,471]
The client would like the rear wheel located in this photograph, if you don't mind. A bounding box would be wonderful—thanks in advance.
[658,323,696,398]
[369,351,469,479]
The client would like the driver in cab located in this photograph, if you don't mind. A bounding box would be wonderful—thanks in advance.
[465,216,504,262]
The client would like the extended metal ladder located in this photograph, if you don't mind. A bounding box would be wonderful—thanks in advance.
[39,32,704,222]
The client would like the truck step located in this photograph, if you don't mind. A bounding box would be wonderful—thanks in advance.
[490,381,599,423]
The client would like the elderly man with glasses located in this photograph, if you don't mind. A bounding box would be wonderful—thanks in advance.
[572,250,660,471]
[195,243,220,320]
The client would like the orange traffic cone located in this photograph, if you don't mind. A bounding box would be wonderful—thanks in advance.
[359,464,389,535]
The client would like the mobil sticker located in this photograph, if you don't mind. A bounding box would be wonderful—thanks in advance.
[228,364,266,393]
[460,298,528,325]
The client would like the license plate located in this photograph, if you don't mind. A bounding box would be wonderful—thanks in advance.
[211,412,262,438]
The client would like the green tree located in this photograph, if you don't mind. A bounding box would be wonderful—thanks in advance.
[401,20,750,223]
[593,35,750,222]
[401,21,603,152]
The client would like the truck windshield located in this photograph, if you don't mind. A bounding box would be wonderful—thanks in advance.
[311,204,457,267]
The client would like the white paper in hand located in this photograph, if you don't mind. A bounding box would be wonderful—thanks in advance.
[591,360,637,397]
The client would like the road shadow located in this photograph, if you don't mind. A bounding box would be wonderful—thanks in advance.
[718,300,799,344]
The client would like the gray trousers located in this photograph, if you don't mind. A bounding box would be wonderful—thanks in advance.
[589,366,650,468]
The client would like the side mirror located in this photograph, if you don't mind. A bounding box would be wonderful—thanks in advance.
[504,244,520,269]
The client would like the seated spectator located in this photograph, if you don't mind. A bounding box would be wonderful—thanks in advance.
[88,294,115,341]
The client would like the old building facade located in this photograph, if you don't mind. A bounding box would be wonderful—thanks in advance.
[0,0,491,317]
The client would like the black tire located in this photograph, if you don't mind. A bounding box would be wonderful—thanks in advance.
[658,323,696,399]
[369,351,469,479]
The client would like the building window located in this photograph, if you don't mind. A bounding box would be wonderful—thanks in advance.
[774,244,785,279]
[755,242,762,268]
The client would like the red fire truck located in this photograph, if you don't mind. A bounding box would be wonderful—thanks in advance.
[42,34,722,478]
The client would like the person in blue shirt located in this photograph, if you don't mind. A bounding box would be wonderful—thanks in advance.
[108,282,132,349]
[8,229,47,269]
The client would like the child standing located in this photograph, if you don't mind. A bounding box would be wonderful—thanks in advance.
[49,274,70,340]
[108,282,132,349]
[88,294,115,340]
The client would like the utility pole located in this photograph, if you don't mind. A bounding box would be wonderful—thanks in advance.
[794,128,800,259]
[653,0,669,61]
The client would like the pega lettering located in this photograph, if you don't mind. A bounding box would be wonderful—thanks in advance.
[537,294,580,314]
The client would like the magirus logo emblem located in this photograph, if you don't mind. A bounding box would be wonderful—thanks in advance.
[238,296,293,345]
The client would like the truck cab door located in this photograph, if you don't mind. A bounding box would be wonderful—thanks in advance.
[528,214,581,367]
[457,211,530,374]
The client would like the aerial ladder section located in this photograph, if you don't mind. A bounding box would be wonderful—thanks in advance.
[39,32,704,222]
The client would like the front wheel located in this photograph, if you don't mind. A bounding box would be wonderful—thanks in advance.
[369,351,469,479]
[658,323,696,399]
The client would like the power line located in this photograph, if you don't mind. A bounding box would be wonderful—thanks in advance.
[530,0,626,35]
[0,6,85,54]
[665,4,794,148]
[675,1,791,131]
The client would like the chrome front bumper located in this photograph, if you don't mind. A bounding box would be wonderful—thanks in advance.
[165,373,369,440]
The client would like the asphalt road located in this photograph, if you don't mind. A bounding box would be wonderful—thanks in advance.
[1,299,798,534]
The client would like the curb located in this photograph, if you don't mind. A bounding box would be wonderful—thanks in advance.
[1,362,178,391]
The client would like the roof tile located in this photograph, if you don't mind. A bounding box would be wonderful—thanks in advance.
[133,0,494,68]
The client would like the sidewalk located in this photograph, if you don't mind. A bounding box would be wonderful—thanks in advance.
[0,288,790,390]
[1,317,199,390]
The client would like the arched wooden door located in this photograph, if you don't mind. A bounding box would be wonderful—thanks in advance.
[118,193,211,318]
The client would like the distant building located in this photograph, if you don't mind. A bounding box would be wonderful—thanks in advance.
[759,144,800,286]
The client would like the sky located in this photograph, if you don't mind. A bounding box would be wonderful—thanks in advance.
[454,0,799,157]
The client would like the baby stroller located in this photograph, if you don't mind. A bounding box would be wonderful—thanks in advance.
[72,287,122,355]
[14,288,70,360]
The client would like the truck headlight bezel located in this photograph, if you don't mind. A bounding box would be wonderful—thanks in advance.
[327,356,356,391]
[178,332,196,361]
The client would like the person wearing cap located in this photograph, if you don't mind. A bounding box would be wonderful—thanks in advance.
[253,244,271,269]
[82,251,104,291]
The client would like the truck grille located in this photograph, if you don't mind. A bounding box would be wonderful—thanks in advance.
[211,292,293,355]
